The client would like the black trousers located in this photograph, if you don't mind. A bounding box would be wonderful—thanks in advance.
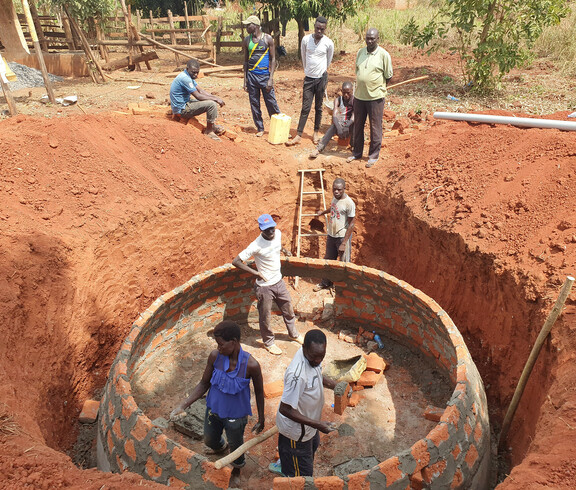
[351,97,385,161]
[296,72,328,136]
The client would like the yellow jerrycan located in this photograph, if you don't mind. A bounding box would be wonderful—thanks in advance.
[268,113,291,144]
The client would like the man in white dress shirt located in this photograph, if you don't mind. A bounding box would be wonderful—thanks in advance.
[286,16,334,147]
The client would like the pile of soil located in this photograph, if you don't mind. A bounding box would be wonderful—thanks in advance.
[1,42,576,489]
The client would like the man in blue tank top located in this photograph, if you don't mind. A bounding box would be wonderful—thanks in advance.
[170,321,265,472]
[242,15,281,137]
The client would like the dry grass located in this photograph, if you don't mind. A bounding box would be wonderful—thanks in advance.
[0,403,20,436]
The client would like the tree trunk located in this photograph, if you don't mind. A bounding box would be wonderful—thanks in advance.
[296,18,306,60]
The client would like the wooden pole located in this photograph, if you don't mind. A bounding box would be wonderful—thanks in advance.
[139,34,220,67]
[28,0,48,52]
[387,75,429,90]
[61,9,76,50]
[149,10,155,40]
[0,64,18,116]
[21,0,56,103]
[167,10,179,64]
[214,426,279,469]
[64,7,106,83]
[498,275,575,450]
[118,0,134,67]
[184,2,192,45]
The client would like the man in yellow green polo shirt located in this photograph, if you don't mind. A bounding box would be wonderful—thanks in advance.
[347,28,393,168]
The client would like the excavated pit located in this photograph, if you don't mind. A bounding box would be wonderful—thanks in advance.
[2,112,571,488]
[97,259,491,488]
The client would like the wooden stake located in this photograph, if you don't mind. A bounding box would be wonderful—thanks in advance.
[65,7,106,83]
[0,71,18,116]
[214,426,279,469]
[167,10,179,64]
[21,0,56,103]
[118,0,134,67]
[184,2,192,45]
[498,275,575,450]
[140,34,220,67]
[387,75,429,91]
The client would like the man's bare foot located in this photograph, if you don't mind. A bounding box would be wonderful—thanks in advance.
[204,131,221,141]
[313,132,321,144]
[285,135,301,147]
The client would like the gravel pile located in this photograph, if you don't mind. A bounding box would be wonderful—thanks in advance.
[7,62,62,91]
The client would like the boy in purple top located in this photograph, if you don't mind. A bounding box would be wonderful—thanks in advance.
[170,321,265,470]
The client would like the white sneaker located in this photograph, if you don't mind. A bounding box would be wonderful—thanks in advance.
[265,344,282,355]
[291,335,305,345]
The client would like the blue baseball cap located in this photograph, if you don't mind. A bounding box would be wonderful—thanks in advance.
[258,214,277,230]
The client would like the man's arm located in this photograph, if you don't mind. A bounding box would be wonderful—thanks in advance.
[326,39,334,69]
[322,375,337,390]
[232,254,265,281]
[192,86,225,107]
[338,216,356,255]
[242,36,249,91]
[266,34,276,91]
[248,357,265,433]
[279,401,336,434]
[300,35,307,72]
[332,96,340,126]
[170,350,216,419]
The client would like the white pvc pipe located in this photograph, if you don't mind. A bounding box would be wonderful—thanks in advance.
[433,112,576,131]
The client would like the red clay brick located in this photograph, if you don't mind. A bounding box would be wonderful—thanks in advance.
[124,438,136,461]
[314,476,345,489]
[145,456,162,479]
[346,469,370,489]
[422,460,447,483]
[473,420,483,442]
[168,476,188,488]
[409,470,425,490]
[201,461,232,489]
[411,439,431,472]
[452,443,462,460]
[357,370,381,387]
[451,468,464,488]
[150,434,168,455]
[264,380,284,398]
[428,423,450,448]
[334,383,351,415]
[273,477,306,489]
[348,392,362,407]
[115,376,131,395]
[121,396,138,420]
[132,416,152,442]
[351,383,364,391]
[79,399,100,423]
[465,443,479,468]
[107,430,114,453]
[377,456,403,485]
[172,445,192,474]
[464,421,473,438]
[364,352,386,373]
[441,404,461,428]
[112,418,123,440]
[423,405,444,422]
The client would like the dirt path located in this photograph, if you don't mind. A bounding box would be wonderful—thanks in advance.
[1,42,576,488]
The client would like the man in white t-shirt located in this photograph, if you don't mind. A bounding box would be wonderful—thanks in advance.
[286,16,334,147]
[233,214,303,355]
[276,329,337,476]
[314,178,356,290]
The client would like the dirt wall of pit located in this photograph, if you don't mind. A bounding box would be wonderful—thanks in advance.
[98,260,490,489]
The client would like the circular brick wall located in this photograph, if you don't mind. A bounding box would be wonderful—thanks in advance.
[97,259,490,489]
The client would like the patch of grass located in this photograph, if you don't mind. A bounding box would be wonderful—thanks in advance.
[534,3,576,76]
[0,403,20,437]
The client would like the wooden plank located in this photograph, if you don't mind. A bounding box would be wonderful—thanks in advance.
[102,50,158,71]
[167,10,179,63]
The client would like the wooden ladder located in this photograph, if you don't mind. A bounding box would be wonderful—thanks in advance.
[295,168,328,288]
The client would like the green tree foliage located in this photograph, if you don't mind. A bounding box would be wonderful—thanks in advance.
[40,0,117,22]
[400,0,570,92]
[245,0,366,56]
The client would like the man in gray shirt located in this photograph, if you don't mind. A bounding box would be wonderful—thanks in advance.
[286,16,334,147]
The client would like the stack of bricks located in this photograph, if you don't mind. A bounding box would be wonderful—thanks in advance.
[98,258,490,489]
